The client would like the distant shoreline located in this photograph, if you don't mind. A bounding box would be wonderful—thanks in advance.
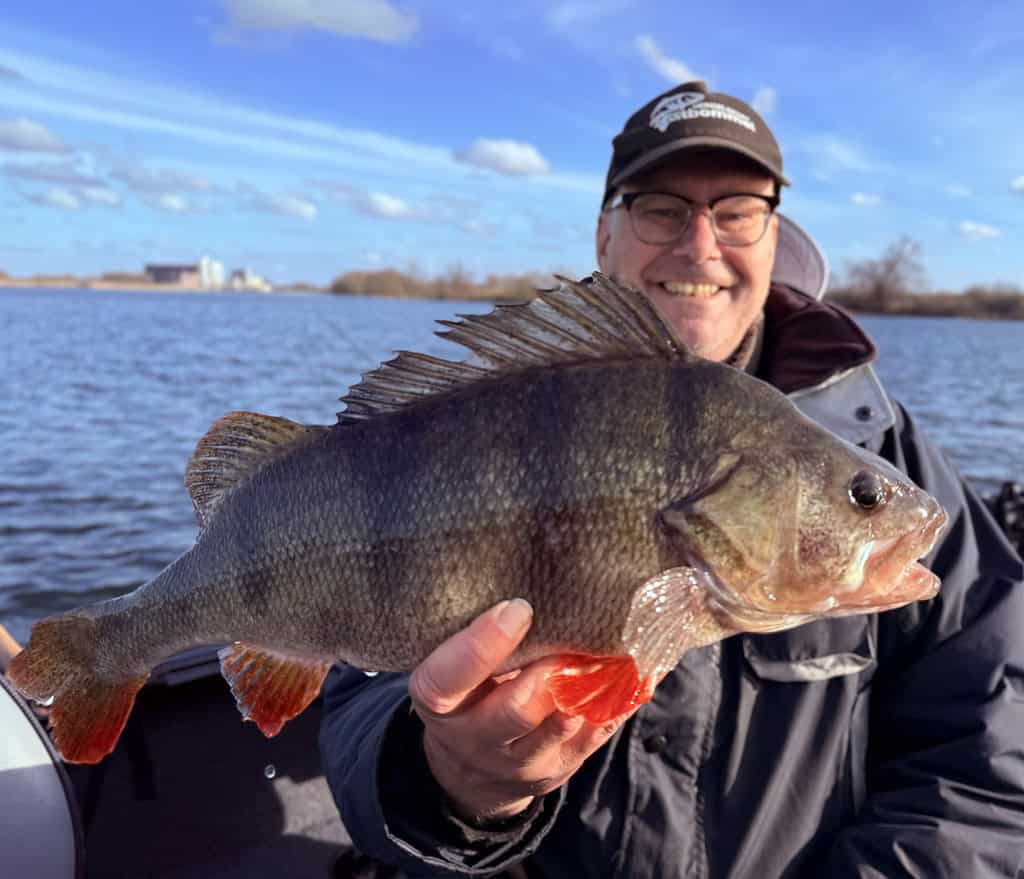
[0,278,321,294]
[4,275,1023,319]
[829,288,1024,322]
[3,278,210,292]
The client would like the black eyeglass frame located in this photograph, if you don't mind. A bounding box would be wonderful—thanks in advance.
[606,190,781,248]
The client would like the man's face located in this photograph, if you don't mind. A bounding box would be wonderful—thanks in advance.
[596,152,778,362]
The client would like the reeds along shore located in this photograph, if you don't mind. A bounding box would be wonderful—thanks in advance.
[328,267,559,301]
[828,285,1024,321]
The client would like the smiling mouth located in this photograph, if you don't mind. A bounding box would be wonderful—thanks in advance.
[660,281,723,298]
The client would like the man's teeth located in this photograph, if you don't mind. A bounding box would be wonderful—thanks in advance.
[662,281,721,297]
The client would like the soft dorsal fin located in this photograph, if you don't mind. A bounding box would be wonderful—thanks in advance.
[337,273,692,425]
[185,411,325,530]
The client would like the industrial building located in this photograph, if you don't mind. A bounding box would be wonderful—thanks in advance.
[144,255,225,289]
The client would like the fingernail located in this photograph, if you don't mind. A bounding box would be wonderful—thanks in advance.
[496,598,533,638]
[561,714,585,737]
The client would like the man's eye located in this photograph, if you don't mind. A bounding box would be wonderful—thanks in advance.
[717,210,756,224]
[645,208,686,221]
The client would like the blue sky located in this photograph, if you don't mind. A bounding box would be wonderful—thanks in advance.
[1,0,1023,289]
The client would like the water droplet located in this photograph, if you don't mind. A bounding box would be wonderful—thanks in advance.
[263,764,276,780]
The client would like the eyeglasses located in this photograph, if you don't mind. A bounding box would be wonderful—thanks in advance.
[606,190,779,247]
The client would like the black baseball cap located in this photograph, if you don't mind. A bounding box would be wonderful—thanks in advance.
[603,80,789,204]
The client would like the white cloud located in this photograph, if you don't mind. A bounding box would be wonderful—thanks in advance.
[266,193,318,219]
[959,220,1000,241]
[79,185,121,206]
[802,135,872,175]
[751,86,776,117]
[222,0,418,43]
[240,186,318,219]
[850,192,881,206]
[819,139,870,171]
[1011,176,1024,194]
[316,180,360,203]
[945,183,973,198]
[459,218,497,238]
[111,161,214,194]
[360,191,417,219]
[28,187,80,209]
[0,118,67,152]
[322,181,476,223]
[154,193,191,213]
[547,1,629,29]
[455,139,550,176]
[633,36,699,84]
[3,158,98,185]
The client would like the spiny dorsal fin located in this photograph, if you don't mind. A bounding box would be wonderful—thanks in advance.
[337,273,692,425]
[185,411,325,530]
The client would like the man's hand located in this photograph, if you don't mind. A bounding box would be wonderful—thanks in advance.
[409,599,631,824]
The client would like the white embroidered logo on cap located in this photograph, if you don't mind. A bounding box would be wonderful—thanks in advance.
[649,91,757,134]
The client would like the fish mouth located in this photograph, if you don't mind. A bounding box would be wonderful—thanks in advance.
[853,509,947,607]
[693,503,948,633]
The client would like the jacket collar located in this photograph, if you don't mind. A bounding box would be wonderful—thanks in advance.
[757,284,895,445]
[758,283,876,394]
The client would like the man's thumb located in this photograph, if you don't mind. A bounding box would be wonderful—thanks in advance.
[409,599,533,716]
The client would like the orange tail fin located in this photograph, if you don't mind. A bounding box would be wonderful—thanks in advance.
[218,643,330,737]
[545,654,655,725]
[7,614,148,764]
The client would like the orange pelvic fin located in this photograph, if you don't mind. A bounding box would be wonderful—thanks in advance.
[544,654,655,725]
[7,614,148,764]
[218,643,331,737]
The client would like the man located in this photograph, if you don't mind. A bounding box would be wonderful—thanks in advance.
[321,82,1024,877]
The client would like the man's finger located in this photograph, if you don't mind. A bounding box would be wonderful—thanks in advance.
[464,663,558,745]
[560,710,636,765]
[410,599,533,716]
[507,709,585,763]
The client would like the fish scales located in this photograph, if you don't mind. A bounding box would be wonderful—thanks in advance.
[181,358,721,668]
[8,274,947,762]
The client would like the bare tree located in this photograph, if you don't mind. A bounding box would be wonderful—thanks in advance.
[833,237,928,311]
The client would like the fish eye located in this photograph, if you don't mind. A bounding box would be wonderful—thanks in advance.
[849,470,886,511]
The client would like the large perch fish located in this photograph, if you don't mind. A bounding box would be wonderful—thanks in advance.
[10,275,947,763]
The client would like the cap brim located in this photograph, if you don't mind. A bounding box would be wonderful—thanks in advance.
[609,136,791,190]
[773,213,829,300]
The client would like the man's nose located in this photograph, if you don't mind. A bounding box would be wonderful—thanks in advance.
[670,209,721,262]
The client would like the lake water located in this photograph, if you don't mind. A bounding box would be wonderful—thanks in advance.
[1,286,1021,643]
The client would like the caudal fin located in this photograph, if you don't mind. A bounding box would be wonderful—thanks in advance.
[7,614,148,764]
